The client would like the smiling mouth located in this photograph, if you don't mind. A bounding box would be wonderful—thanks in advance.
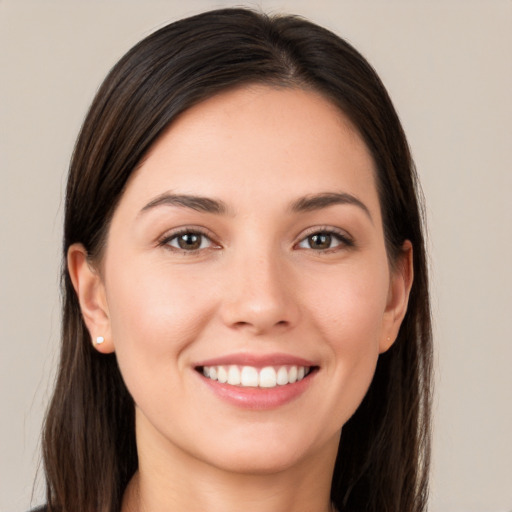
[196,365,316,389]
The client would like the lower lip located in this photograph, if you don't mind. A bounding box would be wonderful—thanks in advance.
[197,371,316,410]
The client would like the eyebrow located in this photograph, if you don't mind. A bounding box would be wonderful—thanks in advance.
[139,191,372,221]
[140,192,229,216]
[290,192,373,222]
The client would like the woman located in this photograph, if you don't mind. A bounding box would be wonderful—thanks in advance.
[39,7,432,512]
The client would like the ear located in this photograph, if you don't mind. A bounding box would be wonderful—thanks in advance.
[379,240,414,353]
[67,243,114,353]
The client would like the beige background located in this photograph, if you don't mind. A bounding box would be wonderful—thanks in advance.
[1,1,511,511]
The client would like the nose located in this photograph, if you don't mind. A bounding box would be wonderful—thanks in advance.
[219,250,300,335]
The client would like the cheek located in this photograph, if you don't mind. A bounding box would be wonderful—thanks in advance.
[306,260,389,347]
[105,261,217,378]
[302,260,389,417]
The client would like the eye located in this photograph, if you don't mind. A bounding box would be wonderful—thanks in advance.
[163,230,215,251]
[297,230,353,251]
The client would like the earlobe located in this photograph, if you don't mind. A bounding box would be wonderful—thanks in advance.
[67,243,114,353]
[379,240,414,353]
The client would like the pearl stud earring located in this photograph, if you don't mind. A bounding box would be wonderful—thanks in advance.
[96,336,105,345]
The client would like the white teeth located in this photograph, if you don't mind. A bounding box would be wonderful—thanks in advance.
[201,365,311,388]
[288,365,298,384]
[227,365,241,385]
[241,366,259,387]
[217,366,228,383]
[276,366,289,385]
[259,366,277,388]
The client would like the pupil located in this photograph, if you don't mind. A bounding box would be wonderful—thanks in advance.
[310,233,331,249]
[178,233,200,250]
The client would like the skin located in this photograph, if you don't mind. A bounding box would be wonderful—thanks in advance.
[68,85,413,512]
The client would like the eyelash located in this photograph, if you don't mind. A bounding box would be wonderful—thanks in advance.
[158,227,354,254]
[158,228,219,253]
[295,227,354,252]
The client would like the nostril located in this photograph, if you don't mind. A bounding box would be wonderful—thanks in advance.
[231,319,289,331]
[233,321,251,328]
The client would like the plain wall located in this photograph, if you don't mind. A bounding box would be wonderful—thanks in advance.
[1,1,511,511]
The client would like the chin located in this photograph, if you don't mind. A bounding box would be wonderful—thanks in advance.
[207,447,306,476]
[193,426,335,476]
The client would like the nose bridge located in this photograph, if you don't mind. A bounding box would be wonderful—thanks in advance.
[220,241,298,333]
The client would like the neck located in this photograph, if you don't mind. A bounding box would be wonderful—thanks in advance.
[122,413,339,512]
[123,469,336,512]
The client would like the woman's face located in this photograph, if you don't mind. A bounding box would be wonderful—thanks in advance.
[76,85,411,475]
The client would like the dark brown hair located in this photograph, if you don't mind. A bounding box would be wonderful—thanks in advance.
[42,8,432,512]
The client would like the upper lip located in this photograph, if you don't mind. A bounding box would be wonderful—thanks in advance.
[194,353,318,368]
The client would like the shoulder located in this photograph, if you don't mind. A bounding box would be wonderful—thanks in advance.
[29,507,47,512]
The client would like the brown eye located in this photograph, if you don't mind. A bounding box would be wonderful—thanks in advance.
[308,233,332,250]
[297,230,352,251]
[166,231,212,251]
[177,233,201,250]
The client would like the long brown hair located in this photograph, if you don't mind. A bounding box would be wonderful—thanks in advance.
[42,8,432,512]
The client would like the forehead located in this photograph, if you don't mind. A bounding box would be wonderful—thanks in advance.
[119,85,380,218]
